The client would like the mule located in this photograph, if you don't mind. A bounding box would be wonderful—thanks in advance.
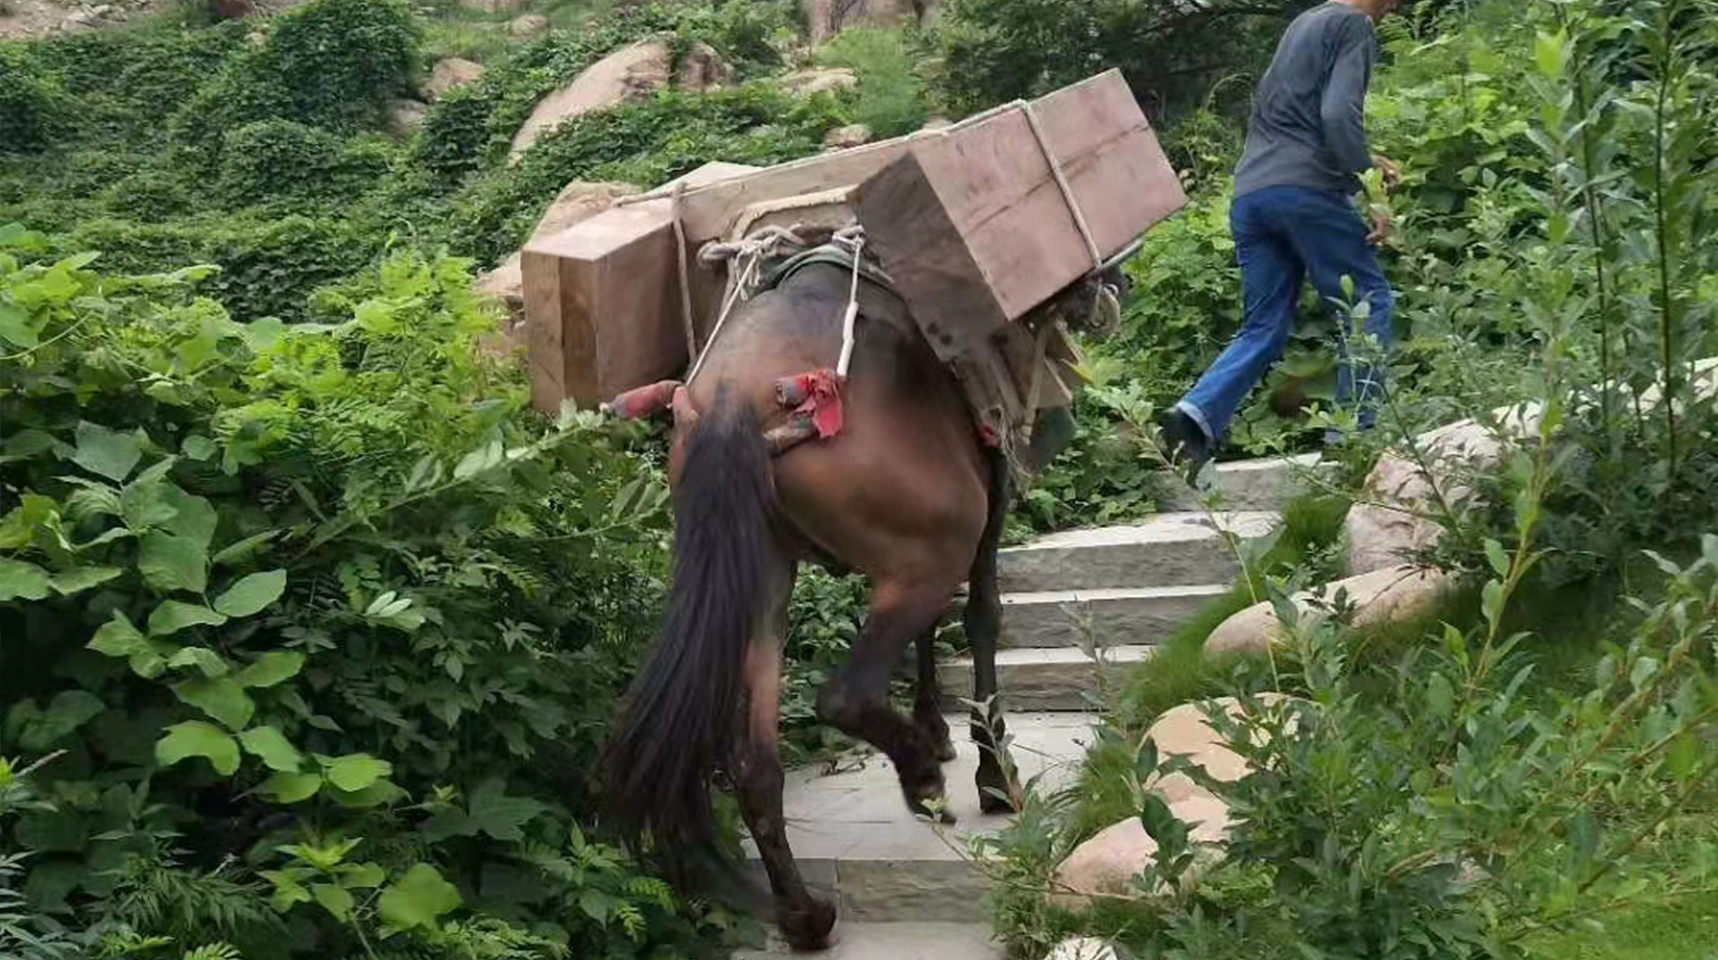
[600,255,1021,950]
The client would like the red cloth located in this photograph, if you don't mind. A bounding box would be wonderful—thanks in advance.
[607,379,681,420]
[776,369,844,439]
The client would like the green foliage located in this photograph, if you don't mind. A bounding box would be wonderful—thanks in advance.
[218,121,395,209]
[0,236,734,957]
[170,0,421,152]
[932,0,1320,120]
[0,45,66,154]
[818,26,930,138]
[433,85,840,270]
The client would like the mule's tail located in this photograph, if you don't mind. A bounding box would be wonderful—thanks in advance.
[603,387,775,878]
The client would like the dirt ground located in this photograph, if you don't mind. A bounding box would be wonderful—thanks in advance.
[0,0,170,39]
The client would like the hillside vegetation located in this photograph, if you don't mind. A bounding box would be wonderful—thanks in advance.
[2,1,1716,959]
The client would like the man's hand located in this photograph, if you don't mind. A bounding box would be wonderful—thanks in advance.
[1366,205,1394,246]
[1372,154,1402,194]
[1373,154,1402,193]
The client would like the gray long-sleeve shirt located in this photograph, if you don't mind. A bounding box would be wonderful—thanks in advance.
[1232,2,1378,198]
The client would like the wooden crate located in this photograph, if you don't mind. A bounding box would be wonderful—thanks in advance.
[520,162,756,413]
[851,69,1186,362]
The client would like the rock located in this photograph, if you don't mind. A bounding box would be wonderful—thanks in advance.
[245,30,267,45]
[779,67,858,96]
[1044,938,1120,960]
[1141,694,1297,799]
[1204,565,1453,659]
[63,10,98,28]
[459,0,530,11]
[90,4,118,18]
[209,0,255,18]
[1344,454,1443,575]
[422,57,486,101]
[507,13,548,37]
[920,116,954,132]
[509,37,675,162]
[473,180,643,333]
[674,41,732,91]
[802,0,923,43]
[823,123,873,150]
[384,98,429,139]
[1049,794,1231,908]
[1344,403,1543,576]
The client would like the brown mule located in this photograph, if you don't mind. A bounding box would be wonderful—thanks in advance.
[600,260,1021,950]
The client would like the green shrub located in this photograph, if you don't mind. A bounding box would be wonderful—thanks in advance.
[0,46,65,154]
[64,215,380,324]
[435,85,839,269]
[0,234,736,957]
[819,26,930,137]
[933,0,1320,119]
[171,0,420,151]
[218,120,395,208]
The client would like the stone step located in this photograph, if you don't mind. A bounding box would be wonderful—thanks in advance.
[1156,452,1335,512]
[743,713,1092,923]
[940,646,1155,713]
[736,922,1003,959]
[998,583,1231,648]
[997,511,1278,593]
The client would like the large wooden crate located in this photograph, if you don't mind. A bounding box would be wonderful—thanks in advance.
[851,69,1186,362]
[521,162,756,413]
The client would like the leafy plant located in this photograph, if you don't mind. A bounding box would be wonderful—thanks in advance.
[0,233,723,957]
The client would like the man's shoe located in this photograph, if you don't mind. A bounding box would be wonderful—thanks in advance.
[1155,408,1211,485]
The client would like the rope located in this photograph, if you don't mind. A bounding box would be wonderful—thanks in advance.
[1019,100,1103,270]
[672,181,698,362]
[686,225,808,383]
[833,225,865,378]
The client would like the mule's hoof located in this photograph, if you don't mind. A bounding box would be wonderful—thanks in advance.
[978,792,1015,815]
[780,897,836,952]
[934,740,958,764]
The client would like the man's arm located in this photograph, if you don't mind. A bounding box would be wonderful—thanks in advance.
[1319,22,1377,177]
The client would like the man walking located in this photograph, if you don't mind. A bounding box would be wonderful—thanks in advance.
[1158,0,1404,480]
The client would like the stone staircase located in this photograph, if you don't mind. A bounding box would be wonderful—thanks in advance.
[740,456,1322,958]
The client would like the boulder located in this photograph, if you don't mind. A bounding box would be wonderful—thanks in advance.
[209,0,255,18]
[1140,693,1298,801]
[920,116,953,131]
[508,13,549,37]
[780,67,858,96]
[1344,402,1543,576]
[384,98,429,139]
[674,41,733,91]
[509,38,675,162]
[1204,565,1453,659]
[801,0,923,43]
[823,123,873,151]
[1044,939,1120,960]
[422,57,486,102]
[473,180,643,336]
[1049,794,1231,907]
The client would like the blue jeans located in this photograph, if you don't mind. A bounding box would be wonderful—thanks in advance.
[1174,184,1395,445]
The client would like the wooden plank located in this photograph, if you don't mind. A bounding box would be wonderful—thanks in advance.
[851,69,1186,361]
[520,162,759,413]
[626,139,911,243]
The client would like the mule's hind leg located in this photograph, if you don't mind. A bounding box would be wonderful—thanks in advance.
[736,564,835,951]
[914,629,957,763]
[969,450,1023,815]
[818,581,958,821]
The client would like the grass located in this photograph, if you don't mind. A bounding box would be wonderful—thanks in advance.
[1527,891,1718,960]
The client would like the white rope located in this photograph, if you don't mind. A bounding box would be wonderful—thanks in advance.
[833,225,865,378]
[686,226,808,384]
